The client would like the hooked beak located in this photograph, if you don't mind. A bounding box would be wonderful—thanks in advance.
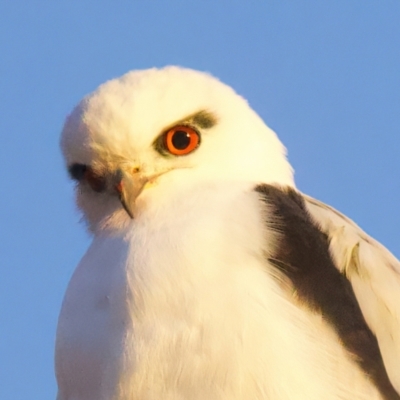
[113,169,148,219]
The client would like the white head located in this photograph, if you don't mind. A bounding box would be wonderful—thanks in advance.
[61,66,294,233]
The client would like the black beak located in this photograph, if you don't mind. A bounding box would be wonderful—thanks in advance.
[113,169,146,219]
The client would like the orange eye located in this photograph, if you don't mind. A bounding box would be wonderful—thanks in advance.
[84,168,106,192]
[163,125,200,156]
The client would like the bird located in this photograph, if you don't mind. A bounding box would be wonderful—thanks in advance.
[55,66,400,400]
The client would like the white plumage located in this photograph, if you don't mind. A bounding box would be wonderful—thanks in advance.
[56,67,400,400]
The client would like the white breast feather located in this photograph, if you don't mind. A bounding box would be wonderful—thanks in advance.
[56,66,399,400]
[56,182,386,400]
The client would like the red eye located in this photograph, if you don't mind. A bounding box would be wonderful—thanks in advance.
[84,168,106,192]
[164,125,200,156]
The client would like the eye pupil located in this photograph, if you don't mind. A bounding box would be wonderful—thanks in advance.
[172,130,191,149]
[85,171,106,193]
[67,163,106,193]
[160,125,200,156]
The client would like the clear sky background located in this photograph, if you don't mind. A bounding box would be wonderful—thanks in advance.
[1,2,399,399]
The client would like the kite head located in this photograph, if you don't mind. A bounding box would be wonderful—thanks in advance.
[61,66,294,233]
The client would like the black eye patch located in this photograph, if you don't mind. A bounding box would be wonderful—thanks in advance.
[68,163,87,181]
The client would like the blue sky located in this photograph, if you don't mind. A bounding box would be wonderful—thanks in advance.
[1,2,400,398]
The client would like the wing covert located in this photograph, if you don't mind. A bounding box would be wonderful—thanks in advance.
[304,194,400,394]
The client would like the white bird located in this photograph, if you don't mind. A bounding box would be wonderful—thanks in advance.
[56,66,400,400]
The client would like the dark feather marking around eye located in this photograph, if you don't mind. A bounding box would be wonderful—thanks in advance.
[68,163,87,181]
[153,110,217,157]
[191,110,218,129]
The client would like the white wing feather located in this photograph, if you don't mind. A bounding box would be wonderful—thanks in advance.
[304,195,400,394]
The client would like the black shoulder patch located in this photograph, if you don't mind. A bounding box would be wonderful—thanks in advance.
[255,184,399,400]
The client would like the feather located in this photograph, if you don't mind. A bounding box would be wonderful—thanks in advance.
[304,195,400,394]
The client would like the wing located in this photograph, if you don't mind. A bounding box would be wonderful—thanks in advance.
[303,194,400,394]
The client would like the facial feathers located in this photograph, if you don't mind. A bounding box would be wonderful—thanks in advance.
[61,66,294,232]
